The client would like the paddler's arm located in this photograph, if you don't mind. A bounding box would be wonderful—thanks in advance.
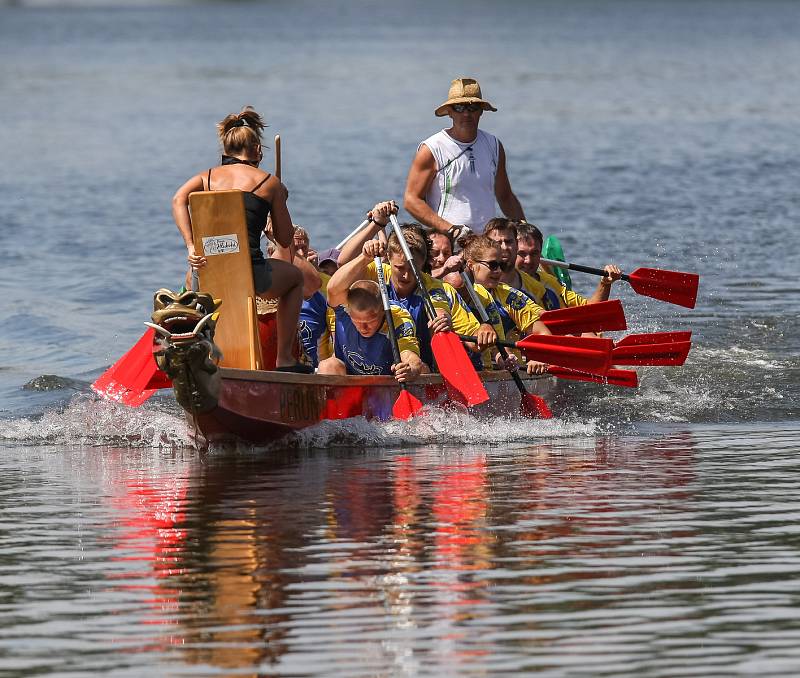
[326,239,383,307]
[337,200,397,266]
[172,173,206,269]
[494,143,526,221]
[403,144,455,234]
[587,264,623,303]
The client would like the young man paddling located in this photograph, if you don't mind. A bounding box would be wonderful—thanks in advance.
[336,201,496,371]
[319,279,422,382]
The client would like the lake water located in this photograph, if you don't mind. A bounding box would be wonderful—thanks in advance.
[1,0,799,675]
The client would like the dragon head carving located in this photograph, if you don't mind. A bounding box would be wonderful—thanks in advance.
[146,288,223,413]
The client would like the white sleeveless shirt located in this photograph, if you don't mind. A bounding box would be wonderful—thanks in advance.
[421,128,500,230]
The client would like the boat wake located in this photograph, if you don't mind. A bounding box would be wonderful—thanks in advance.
[0,394,193,448]
[0,391,598,450]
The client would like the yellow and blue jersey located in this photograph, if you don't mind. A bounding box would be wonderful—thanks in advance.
[333,303,419,376]
[364,261,480,370]
[468,282,545,364]
[298,272,335,367]
[516,268,587,310]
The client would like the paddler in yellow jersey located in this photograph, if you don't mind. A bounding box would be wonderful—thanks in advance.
[458,233,552,375]
[483,218,622,310]
[337,201,496,371]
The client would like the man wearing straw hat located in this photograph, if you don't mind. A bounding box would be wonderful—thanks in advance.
[404,77,526,241]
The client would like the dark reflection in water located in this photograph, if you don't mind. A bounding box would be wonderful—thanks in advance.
[4,425,797,675]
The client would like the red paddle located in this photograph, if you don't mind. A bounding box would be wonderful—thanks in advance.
[460,333,613,376]
[613,341,691,366]
[539,299,627,335]
[375,256,424,420]
[91,328,171,406]
[615,331,692,346]
[548,366,639,388]
[541,258,699,309]
[461,273,552,418]
[389,215,488,407]
[611,331,692,365]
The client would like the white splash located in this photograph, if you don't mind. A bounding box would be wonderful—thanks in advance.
[0,395,192,448]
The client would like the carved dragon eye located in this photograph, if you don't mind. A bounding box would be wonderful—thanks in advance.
[177,291,199,307]
[155,292,176,308]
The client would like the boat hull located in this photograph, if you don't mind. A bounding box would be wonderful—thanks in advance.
[184,369,553,446]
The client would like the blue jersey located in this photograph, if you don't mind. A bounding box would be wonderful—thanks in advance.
[333,304,419,376]
[298,290,329,367]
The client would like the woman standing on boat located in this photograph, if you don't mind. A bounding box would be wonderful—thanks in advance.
[171,106,312,373]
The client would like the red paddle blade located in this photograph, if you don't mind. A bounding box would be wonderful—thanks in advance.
[91,328,164,406]
[628,268,699,309]
[549,366,639,388]
[431,331,489,406]
[539,300,627,335]
[393,388,424,420]
[614,331,692,347]
[520,393,553,418]
[515,334,613,375]
[144,369,173,390]
[612,340,691,366]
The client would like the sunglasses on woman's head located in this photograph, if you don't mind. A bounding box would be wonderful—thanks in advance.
[452,103,482,113]
[476,259,502,271]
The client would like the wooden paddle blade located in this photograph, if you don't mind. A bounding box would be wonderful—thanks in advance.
[612,340,691,366]
[520,393,553,418]
[515,334,613,375]
[91,329,161,406]
[539,300,627,335]
[393,388,424,420]
[615,331,692,347]
[431,331,489,406]
[628,268,699,309]
[549,366,639,388]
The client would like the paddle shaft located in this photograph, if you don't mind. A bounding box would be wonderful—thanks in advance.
[540,257,629,282]
[459,273,532,396]
[335,219,371,251]
[374,257,404,367]
[458,334,520,351]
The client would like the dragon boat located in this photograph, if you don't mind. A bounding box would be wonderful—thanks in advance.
[146,287,551,447]
[134,190,553,447]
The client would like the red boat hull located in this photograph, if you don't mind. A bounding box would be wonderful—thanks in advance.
[186,368,553,446]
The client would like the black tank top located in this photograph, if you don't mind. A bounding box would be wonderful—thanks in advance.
[207,160,272,262]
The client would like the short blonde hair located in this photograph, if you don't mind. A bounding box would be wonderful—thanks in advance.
[347,280,382,312]
[387,224,428,265]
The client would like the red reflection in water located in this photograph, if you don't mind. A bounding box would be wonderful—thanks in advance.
[107,472,189,633]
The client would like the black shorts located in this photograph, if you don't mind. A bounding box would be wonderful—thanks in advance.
[252,257,273,294]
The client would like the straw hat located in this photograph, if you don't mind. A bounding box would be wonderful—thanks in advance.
[435,77,497,117]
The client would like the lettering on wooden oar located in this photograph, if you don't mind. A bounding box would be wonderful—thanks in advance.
[202,234,240,256]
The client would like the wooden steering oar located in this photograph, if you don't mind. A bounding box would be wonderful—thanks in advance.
[540,257,700,309]
[388,214,488,407]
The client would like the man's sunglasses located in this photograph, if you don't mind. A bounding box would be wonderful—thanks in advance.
[475,259,502,271]
[451,103,482,113]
